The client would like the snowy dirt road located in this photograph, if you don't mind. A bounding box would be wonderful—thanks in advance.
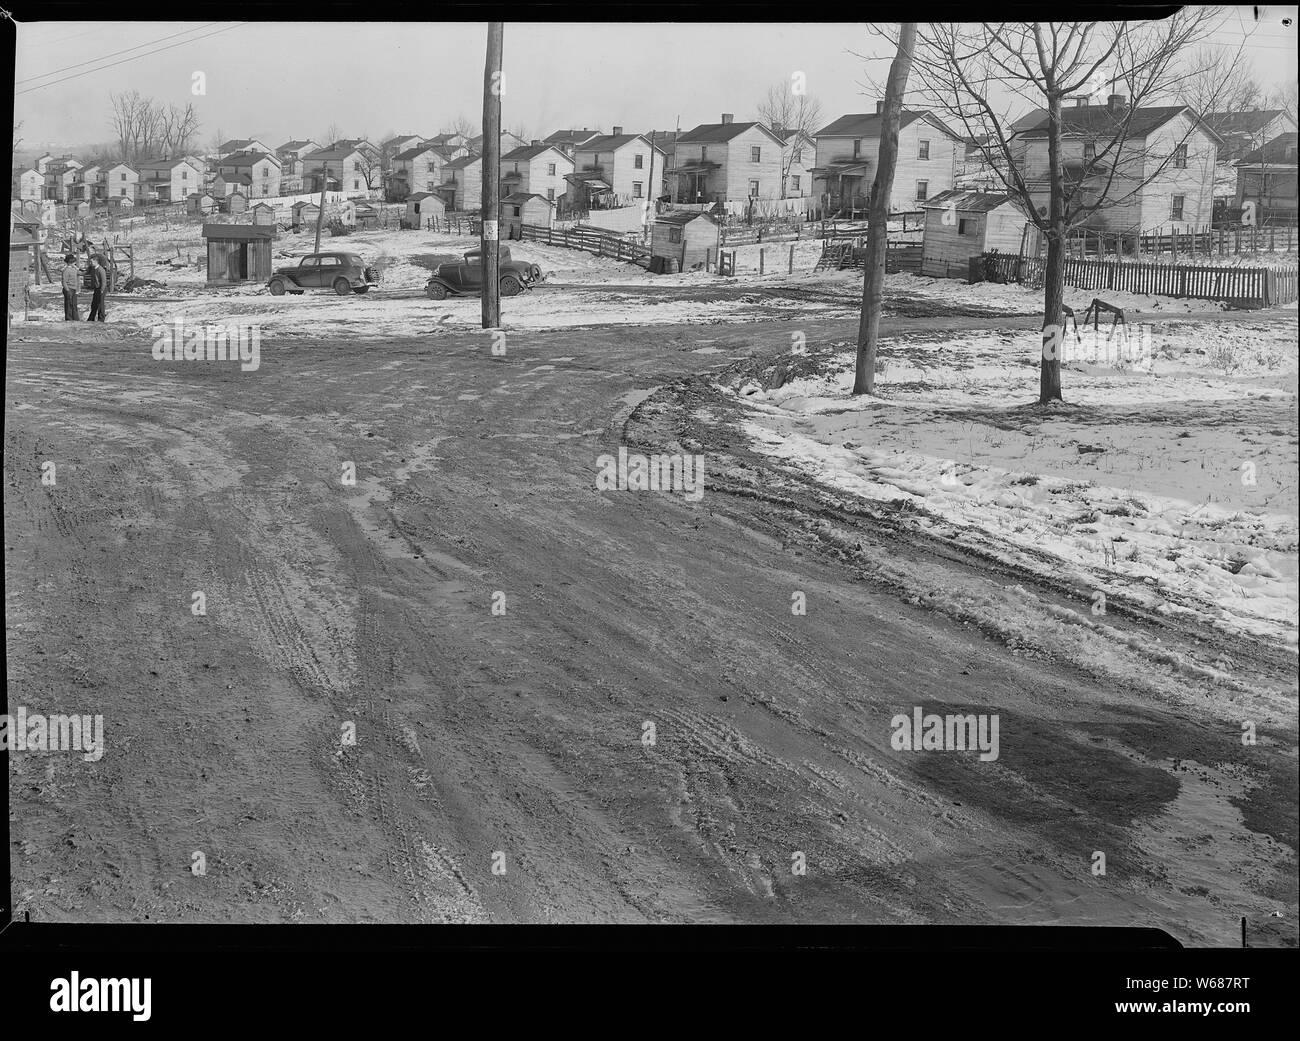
[5,312,1296,942]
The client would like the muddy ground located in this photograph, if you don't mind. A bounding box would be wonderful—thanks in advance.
[4,309,1296,942]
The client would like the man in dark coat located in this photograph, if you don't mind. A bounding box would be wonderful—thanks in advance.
[61,253,80,320]
[87,255,107,322]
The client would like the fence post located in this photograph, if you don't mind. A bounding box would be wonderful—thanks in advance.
[759,247,765,275]
[789,243,795,274]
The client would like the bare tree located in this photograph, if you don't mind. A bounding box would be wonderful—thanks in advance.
[1269,81,1298,129]
[853,25,915,396]
[110,90,162,162]
[159,102,202,158]
[446,114,478,139]
[755,82,824,194]
[321,123,342,148]
[902,14,1224,404]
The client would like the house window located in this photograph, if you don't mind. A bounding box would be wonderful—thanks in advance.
[120,188,127,197]
[1171,194,1184,219]
[668,226,682,243]
[547,188,555,202]
[918,140,930,160]
[353,161,361,171]
[512,205,521,218]
[700,146,708,161]
[634,154,644,169]
[749,180,759,197]
[353,179,360,190]
[751,146,761,162]
[853,139,861,158]
[121,173,126,180]
[958,218,972,235]
[548,162,556,175]
[633,181,643,198]
[791,175,800,191]
[181,170,187,179]
[915,180,928,201]
[1174,144,1187,169]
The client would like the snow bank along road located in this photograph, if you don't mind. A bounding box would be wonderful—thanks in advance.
[5,311,1296,943]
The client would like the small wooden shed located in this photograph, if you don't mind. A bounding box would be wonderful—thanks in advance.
[187,192,216,216]
[353,201,381,229]
[921,189,1029,279]
[405,192,446,228]
[651,210,719,272]
[202,223,277,284]
[252,202,277,225]
[501,192,553,238]
[225,191,248,215]
[291,200,320,229]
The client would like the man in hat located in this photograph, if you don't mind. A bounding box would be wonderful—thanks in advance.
[87,255,107,322]
[60,253,81,320]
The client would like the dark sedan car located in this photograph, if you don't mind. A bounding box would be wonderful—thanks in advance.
[424,246,543,299]
[268,252,378,296]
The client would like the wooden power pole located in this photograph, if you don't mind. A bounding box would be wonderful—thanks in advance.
[481,21,504,329]
[313,161,329,255]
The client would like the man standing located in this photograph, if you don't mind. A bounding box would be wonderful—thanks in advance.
[87,255,107,322]
[61,253,80,320]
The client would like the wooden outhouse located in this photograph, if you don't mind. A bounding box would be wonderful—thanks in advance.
[405,192,445,228]
[500,192,553,238]
[651,210,720,271]
[188,192,217,216]
[226,191,248,215]
[202,223,277,284]
[291,200,320,229]
[252,202,277,225]
[920,189,1030,278]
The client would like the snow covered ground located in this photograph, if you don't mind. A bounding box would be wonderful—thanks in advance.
[723,319,1299,647]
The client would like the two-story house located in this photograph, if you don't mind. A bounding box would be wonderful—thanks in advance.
[812,106,962,214]
[105,163,139,203]
[275,139,320,176]
[1236,132,1298,224]
[18,168,43,201]
[136,157,204,203]
[43,157,84,202]
[1204,109,1296,162]
[302,144,372,194]
[215,151,282,198]
[669,115,785,205]
[392,143,458,195]
[72,164,103,202]
[1013,96,1222,232]
[440,153,482,212]
[569,129,667,209]
[499,142,574,206]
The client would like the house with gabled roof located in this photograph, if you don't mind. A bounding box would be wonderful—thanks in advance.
[441,153,482,212]
[216,150,282,198]
[218,138,273,159]
[303,143,373,194]
[544,128,603,157]
[669,114,785,204]
[1012,94,1223,232]
[1235,132,1298,224]
[276,140,320,175]
[812,105,963,214]
[570,128,667,208]
[137,157,204,203]
[392,143,457,195]
[500,141,574,206]
[1204,109,1296,162]
[105,163,139,203]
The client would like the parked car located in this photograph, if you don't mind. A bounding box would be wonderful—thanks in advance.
[424,246,543,300]
[268,252,378,296]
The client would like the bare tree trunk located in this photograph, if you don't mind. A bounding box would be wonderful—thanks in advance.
[852,22,915,396]
[1040,92,1065,404]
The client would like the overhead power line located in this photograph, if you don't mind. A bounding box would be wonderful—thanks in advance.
[17,23,221,85]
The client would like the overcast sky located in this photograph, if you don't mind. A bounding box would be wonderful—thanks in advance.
[13,12,1298,153]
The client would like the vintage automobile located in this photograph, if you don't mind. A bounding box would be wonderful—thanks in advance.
[424,246,543,300]
[267,252,379,296]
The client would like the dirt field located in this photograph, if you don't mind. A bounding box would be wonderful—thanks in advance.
[5,289,1296,940]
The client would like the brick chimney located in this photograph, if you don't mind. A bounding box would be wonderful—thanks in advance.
[612,125,623,135]
[1107,94,1128,113]
[531,139,542,147]
[721,113,734,124]
[876,100,885,114]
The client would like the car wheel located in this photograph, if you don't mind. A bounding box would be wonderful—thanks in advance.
[425,281,448,300]
[269,278,286,296]
[500,274,523,297]
[333,277,351,296]
[354,286,370,294]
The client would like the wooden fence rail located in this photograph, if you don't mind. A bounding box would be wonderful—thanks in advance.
[517,223,652,266]
[982,250,1299,307]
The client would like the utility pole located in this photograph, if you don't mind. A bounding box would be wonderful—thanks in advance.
[481,21,504,329]
[644,130,656,240]
[313,159,329,255]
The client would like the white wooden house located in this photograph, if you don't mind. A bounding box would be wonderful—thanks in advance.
[669,116,786,204]
[500,142,574,206]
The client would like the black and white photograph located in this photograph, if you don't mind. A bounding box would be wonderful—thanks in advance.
[2,3,1297,1015]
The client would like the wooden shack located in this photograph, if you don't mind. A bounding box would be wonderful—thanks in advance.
[291,200,320,230]
[405,192,445,228]
[202,223,276,284]
[225,191,248,215]
[187,192,217,216]
[651,210,719,271]
[353,201,381,229]
[251,202,277,225]
[920,189,1029,279]
[501,192,553,238]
